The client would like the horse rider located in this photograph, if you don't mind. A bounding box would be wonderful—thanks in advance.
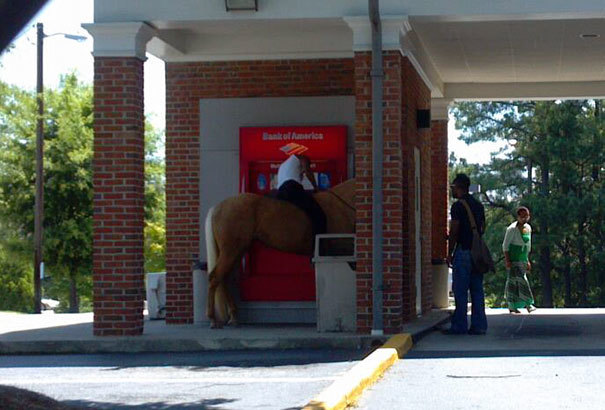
[276,154,327,243]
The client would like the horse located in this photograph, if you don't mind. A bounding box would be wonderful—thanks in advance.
[204,178,356,328]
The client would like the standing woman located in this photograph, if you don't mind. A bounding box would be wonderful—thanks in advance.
[502,206,537,314]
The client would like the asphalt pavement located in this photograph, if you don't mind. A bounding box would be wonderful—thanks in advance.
[0,309,450,409]
[0,350,366,409]
[410,308,605,357]
[4,308,603,409]
[356,308,605,410]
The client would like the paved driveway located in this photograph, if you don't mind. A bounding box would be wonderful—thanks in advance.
[411,308,605,357]
[0,349,367,409]
[356,308,605,410]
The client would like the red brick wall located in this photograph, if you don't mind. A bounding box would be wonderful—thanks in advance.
[353,53,372,333]
[165,58,354,323]
[431,120,448,262]
[400,58,432,321]
[354,51,406,334]
[354,52,431,333]
[92,57,145,336]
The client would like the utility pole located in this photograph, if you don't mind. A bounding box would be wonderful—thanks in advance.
[34,22,44,313]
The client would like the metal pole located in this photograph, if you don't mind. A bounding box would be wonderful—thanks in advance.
[34,22,44,314]
[369,0,384,336]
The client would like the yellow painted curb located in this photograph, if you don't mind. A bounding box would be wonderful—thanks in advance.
[303,333,413,410]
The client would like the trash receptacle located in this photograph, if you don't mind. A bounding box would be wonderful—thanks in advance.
[313,234,356,332]
[432,260,449,308]
[146,272,166,319]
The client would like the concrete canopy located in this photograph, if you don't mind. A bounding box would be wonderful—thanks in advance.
[89,0,605,101]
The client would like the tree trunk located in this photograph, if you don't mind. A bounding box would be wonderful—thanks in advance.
[538,164,553,307]
[527,160,533,194]
[68,275,79,313]
[577,229,588,306]
[563,250,572,307]
[539,243,553,307]
[594,100,600,182]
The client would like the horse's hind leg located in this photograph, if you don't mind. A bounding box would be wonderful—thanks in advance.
[207,253,240,329]
[220,282,238,326]
[206,269,221,329]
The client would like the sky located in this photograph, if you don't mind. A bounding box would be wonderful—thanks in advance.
[0,0,503,165]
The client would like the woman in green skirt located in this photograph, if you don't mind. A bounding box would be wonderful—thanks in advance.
[502,206,537,314]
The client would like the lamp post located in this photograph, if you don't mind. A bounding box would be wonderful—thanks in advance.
[34,22,86,313]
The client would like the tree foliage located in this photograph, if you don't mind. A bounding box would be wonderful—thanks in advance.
[0,75,166,312]
[452,100,605,307]
[0,249,33,312]
[144,120,166,273]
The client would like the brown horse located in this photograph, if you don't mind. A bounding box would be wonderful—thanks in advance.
[205,178,355,328]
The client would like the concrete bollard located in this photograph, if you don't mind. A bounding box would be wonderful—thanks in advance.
[432,260,450,308]
[192,261,210,325]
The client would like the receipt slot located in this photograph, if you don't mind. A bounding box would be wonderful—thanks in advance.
[239,126,347,303]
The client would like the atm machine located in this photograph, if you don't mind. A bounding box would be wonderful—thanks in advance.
[239,126,347,305]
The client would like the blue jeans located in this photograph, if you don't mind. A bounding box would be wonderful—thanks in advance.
[450,249,488,333]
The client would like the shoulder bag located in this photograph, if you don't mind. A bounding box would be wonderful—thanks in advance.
[459,199,495,274]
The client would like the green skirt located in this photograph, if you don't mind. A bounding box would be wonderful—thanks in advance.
[505,263,535,309]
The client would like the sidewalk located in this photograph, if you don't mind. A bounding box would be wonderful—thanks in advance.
[0,309,451,355]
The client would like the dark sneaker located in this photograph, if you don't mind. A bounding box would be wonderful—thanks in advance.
[509,308,521,314]
[467,328,486,335]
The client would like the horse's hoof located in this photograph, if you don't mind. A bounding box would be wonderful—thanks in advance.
[210,320,223,329]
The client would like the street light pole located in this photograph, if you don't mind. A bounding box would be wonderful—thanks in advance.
[34,22,44,314]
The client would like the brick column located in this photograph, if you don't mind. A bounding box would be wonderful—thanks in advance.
[354,52,373,333]
[429,99,450,308]
[400,59,432,322]
[354,49,432,333]
[355,51,406,333]
[164,64,201,324]
[92,57,145,336]
[430,99,450,262]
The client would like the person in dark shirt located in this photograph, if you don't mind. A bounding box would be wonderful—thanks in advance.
[444,173,488,335]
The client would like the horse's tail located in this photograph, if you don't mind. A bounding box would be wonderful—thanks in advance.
[204,206,228,323]
[205,206,218,273]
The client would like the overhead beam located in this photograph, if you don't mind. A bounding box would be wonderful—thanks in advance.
[94,0,605,23]
[400,19,444,98]
[147,30,187,59]
[446,81,605,101]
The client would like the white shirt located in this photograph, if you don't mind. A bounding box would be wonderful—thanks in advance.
[502,221,532,253]
[277,155,302,188]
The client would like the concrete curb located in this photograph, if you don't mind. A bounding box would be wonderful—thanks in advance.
[303,333,413,410]
[0,336,388,355]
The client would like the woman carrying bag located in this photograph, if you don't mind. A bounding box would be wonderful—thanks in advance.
[502,206,537,314]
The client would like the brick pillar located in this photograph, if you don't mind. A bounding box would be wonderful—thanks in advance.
[354,52,374,334]
[354,50,432,333]
[400,58,432,322]
[354,51,406,334]
[420,126,433,313]
[164,64,200,324]
[430,119,449,262]
[92,57,145,336]
[428,98,450,309]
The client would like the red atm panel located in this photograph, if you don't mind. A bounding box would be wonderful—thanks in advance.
[239,126,347,301]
